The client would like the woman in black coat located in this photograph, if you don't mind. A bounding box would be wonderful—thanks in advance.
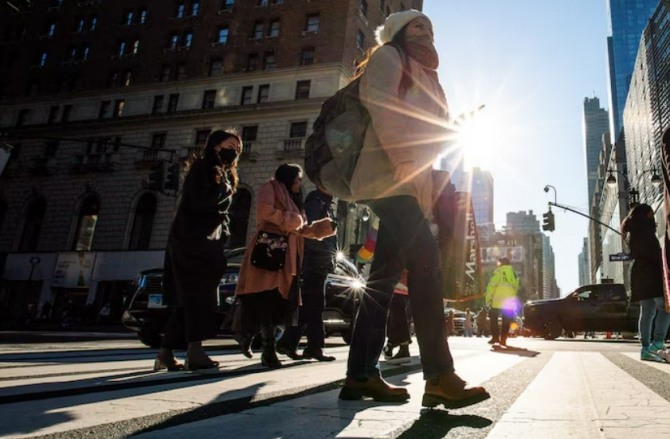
[621,203,670,362]
[154,130,242,371]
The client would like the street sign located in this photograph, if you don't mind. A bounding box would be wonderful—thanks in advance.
[609,252,632,262]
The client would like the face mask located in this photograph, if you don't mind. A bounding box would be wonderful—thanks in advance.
[218,148,238,164]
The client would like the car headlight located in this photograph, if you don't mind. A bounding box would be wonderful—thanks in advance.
[224,296,236,305]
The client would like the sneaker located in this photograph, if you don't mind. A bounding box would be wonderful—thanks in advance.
[641,348,667,363]
[650,341,666,353]
[386,344,411,364]
[382,343,394,360]
[657,349,670,362]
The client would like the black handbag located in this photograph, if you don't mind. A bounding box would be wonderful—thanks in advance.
[251,231,288,271]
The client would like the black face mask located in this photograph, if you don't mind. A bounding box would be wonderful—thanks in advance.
[218,148,238,164]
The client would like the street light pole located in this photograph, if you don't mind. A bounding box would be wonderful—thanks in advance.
[543,185,557,205]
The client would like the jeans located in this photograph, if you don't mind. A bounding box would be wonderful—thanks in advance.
[639,296,670,348]
[346,196,454,380]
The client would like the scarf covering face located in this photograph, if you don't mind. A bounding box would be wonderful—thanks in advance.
[405,35,439,70]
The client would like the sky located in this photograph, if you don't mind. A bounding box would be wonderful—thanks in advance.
[423,0,610,294]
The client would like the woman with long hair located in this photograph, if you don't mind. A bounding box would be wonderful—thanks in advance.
[154,129,241,372]
[235,163,335,369]
[621,203,670,362]
[339,10,490,409]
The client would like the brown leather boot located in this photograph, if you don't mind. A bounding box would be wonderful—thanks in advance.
[422,372,490,409]
[339,376,410,402]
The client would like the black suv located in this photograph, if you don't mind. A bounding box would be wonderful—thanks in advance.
[122,249,365,347]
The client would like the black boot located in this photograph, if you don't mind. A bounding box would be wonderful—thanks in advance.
[260,326,282,369]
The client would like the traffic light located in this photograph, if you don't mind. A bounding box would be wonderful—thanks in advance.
[146,160,165,191]
[542,210,555,232]
[165,163,180,193]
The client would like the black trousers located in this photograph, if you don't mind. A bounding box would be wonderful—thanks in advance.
[280,271,328,351]
[387,293,411,346]
[488,308,512,343]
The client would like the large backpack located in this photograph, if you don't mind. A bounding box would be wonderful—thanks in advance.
[304,45,409,201]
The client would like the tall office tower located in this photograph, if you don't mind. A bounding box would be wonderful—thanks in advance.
[606,0,659,138]
[0,0,422,317]
[505,210,540,234]
[583,97,610,209]
[578,238,590,287]
[541,234,557,299]
[458,167,494,240]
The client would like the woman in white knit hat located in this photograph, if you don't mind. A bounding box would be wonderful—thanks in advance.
[340,9,490,409]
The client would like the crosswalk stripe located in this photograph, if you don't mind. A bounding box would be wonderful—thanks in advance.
[487,351,670,438]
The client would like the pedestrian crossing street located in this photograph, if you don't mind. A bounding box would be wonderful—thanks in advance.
[1,339,669,438]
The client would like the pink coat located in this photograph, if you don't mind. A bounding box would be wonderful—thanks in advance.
[235,179,335,300]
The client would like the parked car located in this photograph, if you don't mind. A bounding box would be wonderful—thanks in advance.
[122,248,365,347]
[322,254,365,344]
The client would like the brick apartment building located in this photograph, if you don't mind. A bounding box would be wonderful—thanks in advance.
[0,0,422,324]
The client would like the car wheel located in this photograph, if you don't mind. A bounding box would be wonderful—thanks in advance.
[542,319,562,340]
[138,330,162,348]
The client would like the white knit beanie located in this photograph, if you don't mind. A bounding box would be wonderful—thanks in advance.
[375,9,429,45]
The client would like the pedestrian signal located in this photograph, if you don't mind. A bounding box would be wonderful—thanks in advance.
[542,211,555,232]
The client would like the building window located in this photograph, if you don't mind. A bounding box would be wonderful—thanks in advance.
[139,9,148,23]
[39,52,48,67]
[118,41,126,57]
[90,16,98,30]
[176,63,186,79]
[209,57,223,76]
[221,0,234,11]
[82,45,90,61]
[252,21,263,39]
[151,133,167,149]
[217,26,229,43]
[113,100,125,117]
[290,121,307,138]
[268,19,280,37]
[242,125,258,143]
[305,14,320,32]
[182,31,193,48]
[246,53,258,71]
[152,95,164,114]
[72,195,99,251]
[16,109,30,127]
[295,80,311,99]
[192,0,200,15]
[124,10,134,25]
[128,193,156,250]
[123,70,132,86]
[257,84,270,103]
[47,23,56,37]
[48,106,59,124]
[356,30,365,51]
[300,47,315,65]
[18,197,46,252]
[360,0,368,17]
[98,100,111,119]
[262,51,276,70]
[241,86,253,105]
[76,18,85,33]
[258,0,268,6]
[131,39,140,55]
[176,3,185,18]
[195,129,211,146]
[61,104,72,122]
[160,65,171,82]
[168,33,179,49]
[202,90,216,109]
[167,93,179,112]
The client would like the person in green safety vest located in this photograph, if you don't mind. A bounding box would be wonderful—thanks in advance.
[485,257,520,347]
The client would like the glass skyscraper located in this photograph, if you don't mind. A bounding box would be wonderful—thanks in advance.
[583,97,610,209]
[607,0,659,138]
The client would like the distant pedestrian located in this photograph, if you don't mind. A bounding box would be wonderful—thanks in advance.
[621,203,670,362]
[445,309,455,337]
[382,270,412,364]
[39,300,52,321]
[476,308,488,337]
[485,257,520,347]
[155,129,242,372]
[276,187,338,362]
[463,308,474,337]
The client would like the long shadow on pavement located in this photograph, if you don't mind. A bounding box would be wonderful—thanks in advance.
[398,410,493,438]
